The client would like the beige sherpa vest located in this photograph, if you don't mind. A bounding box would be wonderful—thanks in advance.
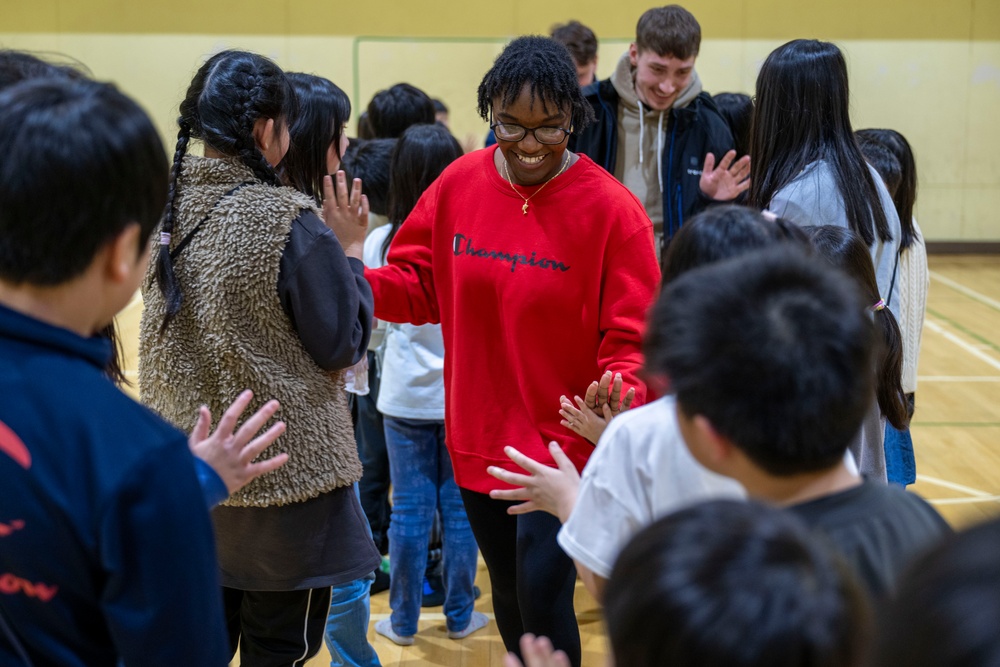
[138,155,361,507]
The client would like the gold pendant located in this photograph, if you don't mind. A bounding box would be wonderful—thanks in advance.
[522,202,529,215]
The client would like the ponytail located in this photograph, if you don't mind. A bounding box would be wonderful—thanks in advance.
[873,304,909,429]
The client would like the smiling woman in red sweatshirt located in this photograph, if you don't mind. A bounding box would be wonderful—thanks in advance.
[364,36,659,667]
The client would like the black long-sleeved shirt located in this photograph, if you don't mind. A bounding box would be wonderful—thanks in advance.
[277,210,373,371]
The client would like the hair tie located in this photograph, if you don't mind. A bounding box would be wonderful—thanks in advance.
[159,232,172,246]
[871,299,886,312]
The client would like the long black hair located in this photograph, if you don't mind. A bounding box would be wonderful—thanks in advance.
[477,35,594,132]
[281,72,351,204]
[856,128,918,250]
[382,123,463,260]
[747,40,892,248]
[807,225,908,430]
[156,50,294,330]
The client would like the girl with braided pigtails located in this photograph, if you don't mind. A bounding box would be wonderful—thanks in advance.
[138,50,380,666]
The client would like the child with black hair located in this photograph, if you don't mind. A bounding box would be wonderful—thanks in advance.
[713,91,753,159]
[870,516,1000,667]
[505,500,872,667]
[604,500,871,667]
[367,82,436,139]
[138,50,379,666]
[652,247,949,597]
[0,77,287,666]
[366,35,659,667]
[278,70,383,667]
[366,123,486,646]
[748,40,903,320]
[857,127,926,488]
[807,225,908,482]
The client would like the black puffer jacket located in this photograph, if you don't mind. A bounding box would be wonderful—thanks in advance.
[570,78,734,247]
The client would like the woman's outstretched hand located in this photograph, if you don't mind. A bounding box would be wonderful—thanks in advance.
[322,171,369,259]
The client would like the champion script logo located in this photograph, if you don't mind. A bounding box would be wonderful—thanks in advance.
[453,234,571,273]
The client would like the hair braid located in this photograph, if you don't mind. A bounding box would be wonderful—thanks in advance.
[155,118,191,331]
[232,67,282,186]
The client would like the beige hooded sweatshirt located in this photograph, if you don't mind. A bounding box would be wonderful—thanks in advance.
[611,50,702,232]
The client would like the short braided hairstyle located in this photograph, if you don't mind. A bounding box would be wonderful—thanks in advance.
[477,36,594,133]
[156,49,294,330]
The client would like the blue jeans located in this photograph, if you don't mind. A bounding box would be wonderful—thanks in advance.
[324,573,381,666]
[384,417,478,635]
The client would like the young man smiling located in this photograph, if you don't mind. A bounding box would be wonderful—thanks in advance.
[571,5,746,261]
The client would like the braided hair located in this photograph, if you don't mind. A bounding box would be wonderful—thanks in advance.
[476,36,594,133]
[156,49,294,330]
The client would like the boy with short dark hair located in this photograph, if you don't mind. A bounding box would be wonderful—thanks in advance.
[550,20,599,88]
[0,76,279,666]
[570,4,747,263]
[652,247,949,596]
[366,82,435,139]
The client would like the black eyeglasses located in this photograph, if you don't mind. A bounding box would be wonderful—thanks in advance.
[490,122,572,145]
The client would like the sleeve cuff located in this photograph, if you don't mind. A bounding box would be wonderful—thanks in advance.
[194,457,228,509]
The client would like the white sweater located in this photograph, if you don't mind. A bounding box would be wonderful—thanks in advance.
[898,219,929,395]
[364,225,445,420]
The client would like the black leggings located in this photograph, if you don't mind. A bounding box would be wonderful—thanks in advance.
[460,488,581,667]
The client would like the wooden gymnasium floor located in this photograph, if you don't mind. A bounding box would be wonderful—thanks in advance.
[223,254,1000,667]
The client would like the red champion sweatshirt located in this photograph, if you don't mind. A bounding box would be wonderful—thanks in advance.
[366,148,660,493]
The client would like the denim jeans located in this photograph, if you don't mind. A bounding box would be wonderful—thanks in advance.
[324,573,381,667]
[384,417,478,635]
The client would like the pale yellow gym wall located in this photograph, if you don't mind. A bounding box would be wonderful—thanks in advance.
[2,1,999,387]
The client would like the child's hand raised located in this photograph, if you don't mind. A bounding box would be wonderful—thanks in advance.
[322,171,369,260]
[188,389,288,495]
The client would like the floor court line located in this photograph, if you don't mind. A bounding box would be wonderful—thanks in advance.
[930,270,1000,313]
[916,474,995,498]
[924,319,1000,371]
[928,495,1000,506]
[917,375,1000,382]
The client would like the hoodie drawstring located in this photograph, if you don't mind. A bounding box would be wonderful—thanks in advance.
[637,99,666,192]
[657,110,664,193]
[637,99,644,165]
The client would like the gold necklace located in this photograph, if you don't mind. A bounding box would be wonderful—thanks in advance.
[502,153,571,215]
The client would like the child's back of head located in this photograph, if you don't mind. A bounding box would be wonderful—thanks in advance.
[713,92,753,158]
[652,246,874,475]
[380,123,463,260]
[660,204,809,284]
[807,225,908,430]
[855,128,919,250]
[366,83,435,139]
[0,77,166,288]
[605,499,870,667]
[855,134,902,198]
[341,138,397,217]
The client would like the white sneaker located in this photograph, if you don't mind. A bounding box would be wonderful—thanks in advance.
[447,611,489,639]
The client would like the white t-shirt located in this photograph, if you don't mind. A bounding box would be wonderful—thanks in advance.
[557,396,746,579]
[364,225,445,420]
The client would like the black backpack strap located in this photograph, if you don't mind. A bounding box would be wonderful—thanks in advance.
[169,182,253,261]
[886,248,901,308]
